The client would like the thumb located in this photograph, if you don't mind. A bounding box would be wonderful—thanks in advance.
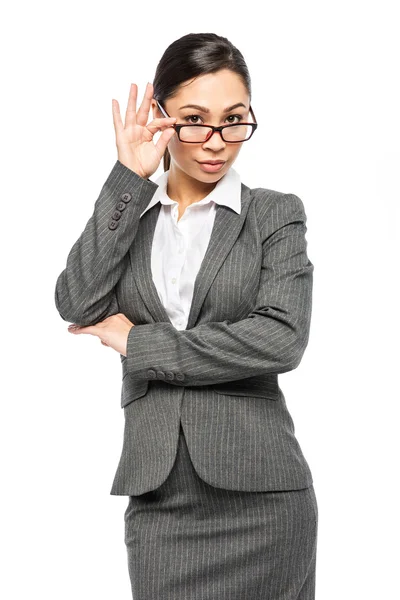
[155,127,176,157]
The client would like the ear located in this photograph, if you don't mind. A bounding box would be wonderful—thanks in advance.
[150,100,159,120]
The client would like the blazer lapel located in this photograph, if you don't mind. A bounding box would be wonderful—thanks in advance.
[128,203,171,324]
[186,183,252,329]
[129,183,252,329]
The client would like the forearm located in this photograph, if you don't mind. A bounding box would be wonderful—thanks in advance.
[125,310,311,387]
[54,160,158,326]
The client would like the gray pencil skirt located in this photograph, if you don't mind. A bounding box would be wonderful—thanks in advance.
[124,423,318,600]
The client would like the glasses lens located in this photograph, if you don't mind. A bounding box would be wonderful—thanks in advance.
[179,125,254,142]
[179,126,213,142]
[222,125,254,141]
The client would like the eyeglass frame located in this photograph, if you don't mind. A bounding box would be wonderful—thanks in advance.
[155,99,258,143]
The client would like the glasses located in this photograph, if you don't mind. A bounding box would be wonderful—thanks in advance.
[155,100,258,143]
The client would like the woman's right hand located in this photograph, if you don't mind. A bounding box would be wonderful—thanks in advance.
[112,82,177,179]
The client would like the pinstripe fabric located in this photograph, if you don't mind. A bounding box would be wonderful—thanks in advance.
[54,159,315,496]
[140,166,241,331]
[124,423,318,600]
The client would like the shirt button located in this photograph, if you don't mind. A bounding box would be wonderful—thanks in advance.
[178,248,183,254]
[171,278,177,284]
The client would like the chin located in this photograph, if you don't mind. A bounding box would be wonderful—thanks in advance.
[194,171,226,184]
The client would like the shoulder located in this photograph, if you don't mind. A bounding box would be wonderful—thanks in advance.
[246,185,307,235]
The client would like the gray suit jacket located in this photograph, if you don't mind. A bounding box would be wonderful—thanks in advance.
[54,160,314,496]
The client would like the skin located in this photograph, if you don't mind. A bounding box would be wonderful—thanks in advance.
[151,69,249,218]
[68,70,251,355]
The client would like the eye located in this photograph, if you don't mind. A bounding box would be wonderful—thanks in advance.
[226,114,244,124]
[183,114,244,124]
[184,115,203,124]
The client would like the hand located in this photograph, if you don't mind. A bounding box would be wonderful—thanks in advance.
[112,82,177,179]
[67,313,134,357]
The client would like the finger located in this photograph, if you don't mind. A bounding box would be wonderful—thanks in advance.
[112,98,124,135]
[136,82,153,128]
[68,325,98,337]
[117,313,129,322]
[155,127,177,156]
[124,83,138,129]
[146,117,177,132]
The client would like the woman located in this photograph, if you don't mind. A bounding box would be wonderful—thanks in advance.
[55,33,318,600]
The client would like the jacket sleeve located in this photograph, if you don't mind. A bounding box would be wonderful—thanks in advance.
[54,160,159,326]
[125,193,314,386]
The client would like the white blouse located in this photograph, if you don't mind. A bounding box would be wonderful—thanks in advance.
[139,167,242,331]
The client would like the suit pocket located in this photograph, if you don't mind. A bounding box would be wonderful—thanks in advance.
[212,374,279,401]
[120,357,149,408]
[120,377,149,408]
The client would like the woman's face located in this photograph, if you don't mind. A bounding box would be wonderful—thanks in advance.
[152,69,251,183]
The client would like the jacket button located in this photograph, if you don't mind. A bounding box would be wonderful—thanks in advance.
[111,210,122,220]
[165,371,174,380]
[156,371,166,380]
[108,220,119,230]
[116,201,126,211]
[147,369,156,379]
[175,373,185,381]
[121,192,132,203]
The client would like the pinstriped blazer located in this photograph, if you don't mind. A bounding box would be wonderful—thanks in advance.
[54,159,314,496]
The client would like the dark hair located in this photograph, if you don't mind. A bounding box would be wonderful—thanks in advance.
[152,33,252,172]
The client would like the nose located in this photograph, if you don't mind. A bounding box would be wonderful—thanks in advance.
[202,129,226,150]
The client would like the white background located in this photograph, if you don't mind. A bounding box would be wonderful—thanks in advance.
[1,1,399,598]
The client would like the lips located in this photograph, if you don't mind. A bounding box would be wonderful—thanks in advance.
[197,161,226,173]
[198,160,226,165]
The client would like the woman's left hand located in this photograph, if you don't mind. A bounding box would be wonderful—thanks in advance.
[67,313,134,357]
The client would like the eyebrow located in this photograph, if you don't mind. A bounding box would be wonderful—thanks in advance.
[178,102,247,113]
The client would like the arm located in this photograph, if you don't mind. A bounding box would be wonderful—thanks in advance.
[125,193,314,386]
[54,160,159,326]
